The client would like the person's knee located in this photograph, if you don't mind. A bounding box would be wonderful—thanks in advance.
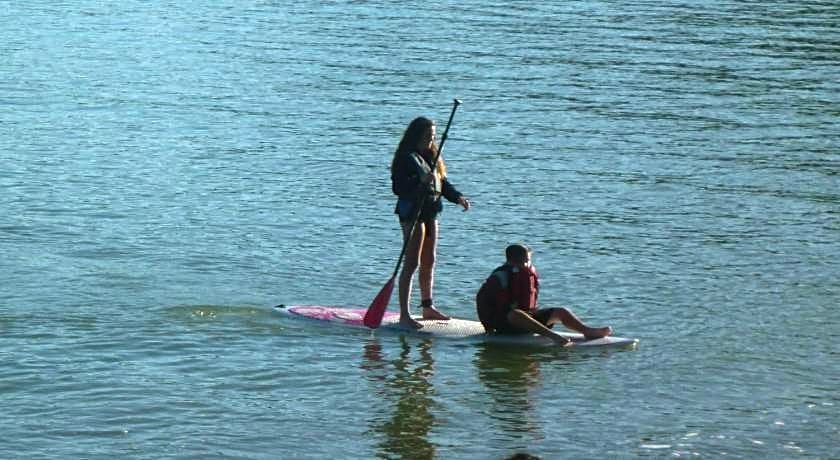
[507,308,527,321]
[402,259,419,274]
[551,307,571,321]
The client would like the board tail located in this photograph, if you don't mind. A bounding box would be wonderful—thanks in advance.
[363,276,395,328]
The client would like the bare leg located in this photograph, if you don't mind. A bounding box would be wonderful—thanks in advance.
[507,309,571,346]
[398,221,424,329]
[418,220,449,320]
[545,307,612,339]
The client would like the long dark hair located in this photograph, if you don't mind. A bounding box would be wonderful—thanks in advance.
[390,116,446,177]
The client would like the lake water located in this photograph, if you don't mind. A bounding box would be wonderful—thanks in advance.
[2,1,838,458]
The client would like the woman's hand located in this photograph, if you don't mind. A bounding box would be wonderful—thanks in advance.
[458,196,471,211]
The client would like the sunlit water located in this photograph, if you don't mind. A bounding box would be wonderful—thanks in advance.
[2,1,838,458]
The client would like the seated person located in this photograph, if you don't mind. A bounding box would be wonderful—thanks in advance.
[476,244,612,346]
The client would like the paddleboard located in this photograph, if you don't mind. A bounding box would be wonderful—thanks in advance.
[273,305,638,348]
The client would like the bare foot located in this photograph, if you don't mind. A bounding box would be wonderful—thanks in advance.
[399,315,423,330]
[422,305,450,321]
[584,326,613,340]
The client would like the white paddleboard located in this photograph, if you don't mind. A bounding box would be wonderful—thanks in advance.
[273,305,638,348]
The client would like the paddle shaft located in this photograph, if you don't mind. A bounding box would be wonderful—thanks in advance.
[389,99,462,279]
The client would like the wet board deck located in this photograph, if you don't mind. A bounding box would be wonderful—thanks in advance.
[273,305,638,348]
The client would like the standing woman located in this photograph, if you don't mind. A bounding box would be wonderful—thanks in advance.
[391,116,470,329]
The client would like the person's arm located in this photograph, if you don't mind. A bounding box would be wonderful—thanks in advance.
[391,153,422,197]
[441,178,470,210]
[393,152,437,198]
[506,309,572,346]
[441,178,461,203]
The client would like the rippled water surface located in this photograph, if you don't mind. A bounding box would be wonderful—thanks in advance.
[2,1,838,458]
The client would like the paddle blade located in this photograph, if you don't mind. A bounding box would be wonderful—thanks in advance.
[363,276,395,329]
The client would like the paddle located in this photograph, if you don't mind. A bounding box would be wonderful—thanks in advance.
[363,99,462,329]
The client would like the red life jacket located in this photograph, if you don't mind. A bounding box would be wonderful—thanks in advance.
[476,264,540,332]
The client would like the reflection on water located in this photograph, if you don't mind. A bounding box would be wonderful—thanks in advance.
[474,343,543,438]
[360,339,583,458]
[473,343,578,449]
[362,337,436,459]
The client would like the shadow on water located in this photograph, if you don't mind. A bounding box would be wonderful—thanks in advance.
[361,336,436,460]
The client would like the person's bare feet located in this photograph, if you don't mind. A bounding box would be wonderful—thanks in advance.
[422,305,450,321]
[399,315,423,330]
[584,326,612,340]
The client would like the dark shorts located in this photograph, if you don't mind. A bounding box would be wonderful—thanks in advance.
[476,301,555,334]
[495,308,554,334]
[396,198,442,223]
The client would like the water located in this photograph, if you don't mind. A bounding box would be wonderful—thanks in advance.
[2,1,838,458]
